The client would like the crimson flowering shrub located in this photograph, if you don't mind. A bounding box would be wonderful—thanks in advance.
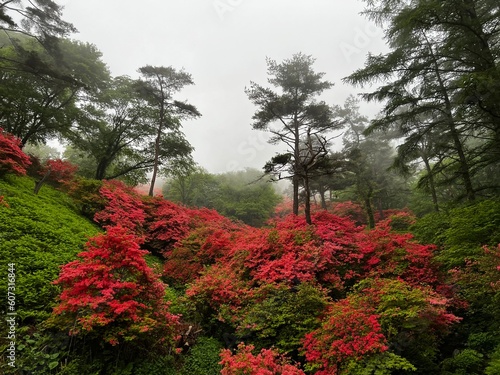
[303,299,389,374]
[354,217,440,287]
[302,277,459,374]
[374,209,415,227]
[234,212,363,289]
[162,220,236,284]
[257,215,321,283]
[186,262,254,323]
[331,201,367,226]
[146,199,240,283]
[310,211,365,288]
[41,159,78,185]
[34,158,78,194]
[220,343,306,375]
[237,210,434,291]
[50,226,180,348]
[0,128,31,176]
[94,179,146,233]
[145,198,236,257]
[145,197,192,254]
[133,184,161,196]
[273,198,294,218]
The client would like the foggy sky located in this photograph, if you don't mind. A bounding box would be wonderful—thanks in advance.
[60,0,387,174]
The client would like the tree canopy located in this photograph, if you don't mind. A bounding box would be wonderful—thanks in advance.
[246,53,340,223]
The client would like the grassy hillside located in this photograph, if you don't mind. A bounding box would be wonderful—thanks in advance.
[0,175,100,324]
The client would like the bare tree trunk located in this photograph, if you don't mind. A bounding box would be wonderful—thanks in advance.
[149,129,161,196]
[365,197,375,229]
[292,113,300,216]
[292,174,299,215]
[149,97,165,197]
[319,187,327,210]
[423,157,439,212]
[95,158,109,180]
[377,197,384,221]
[304,175,312,225]
[34,168,51,195]
[363,183,375,229]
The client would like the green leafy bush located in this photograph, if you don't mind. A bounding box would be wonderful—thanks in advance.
[485,345,500,375]
[441,349,484,375]
[66,177,105,219]
[237,282,328,355]
[412,199,500,269]
[133,355,178,375]
[180,336,223,375]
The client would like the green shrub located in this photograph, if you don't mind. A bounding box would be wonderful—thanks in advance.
[66,177,104,219]
[236,282,328,355]
[411,211,450,247]
[180,336,223,375]
[485,345,500,375]
[411,199,500,269]
[133,355,178,375]
[440,349,484,375]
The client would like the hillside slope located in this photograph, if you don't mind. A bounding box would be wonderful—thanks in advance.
[0,175,100,324]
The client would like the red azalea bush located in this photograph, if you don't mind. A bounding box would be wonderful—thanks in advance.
[235,212,362,289]
[302,277,460,374]
[353,217,440,287]
[330,201,367,226]
[34,158,78,194]
[94,179,146,233]
[186,262,254,323]
[145,197,192,254]
[220,343,306,375]
[51,225,180,347]
[0,128,31,176]
[42,159,78,185]
[162,219,236,284]
[147,199,240,283]
[303,299,388,374]
[252,215,321,283]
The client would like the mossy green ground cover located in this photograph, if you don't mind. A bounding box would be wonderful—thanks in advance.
[0,175,99,323]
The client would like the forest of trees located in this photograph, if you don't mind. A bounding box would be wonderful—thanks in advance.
[1,0,500,374]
